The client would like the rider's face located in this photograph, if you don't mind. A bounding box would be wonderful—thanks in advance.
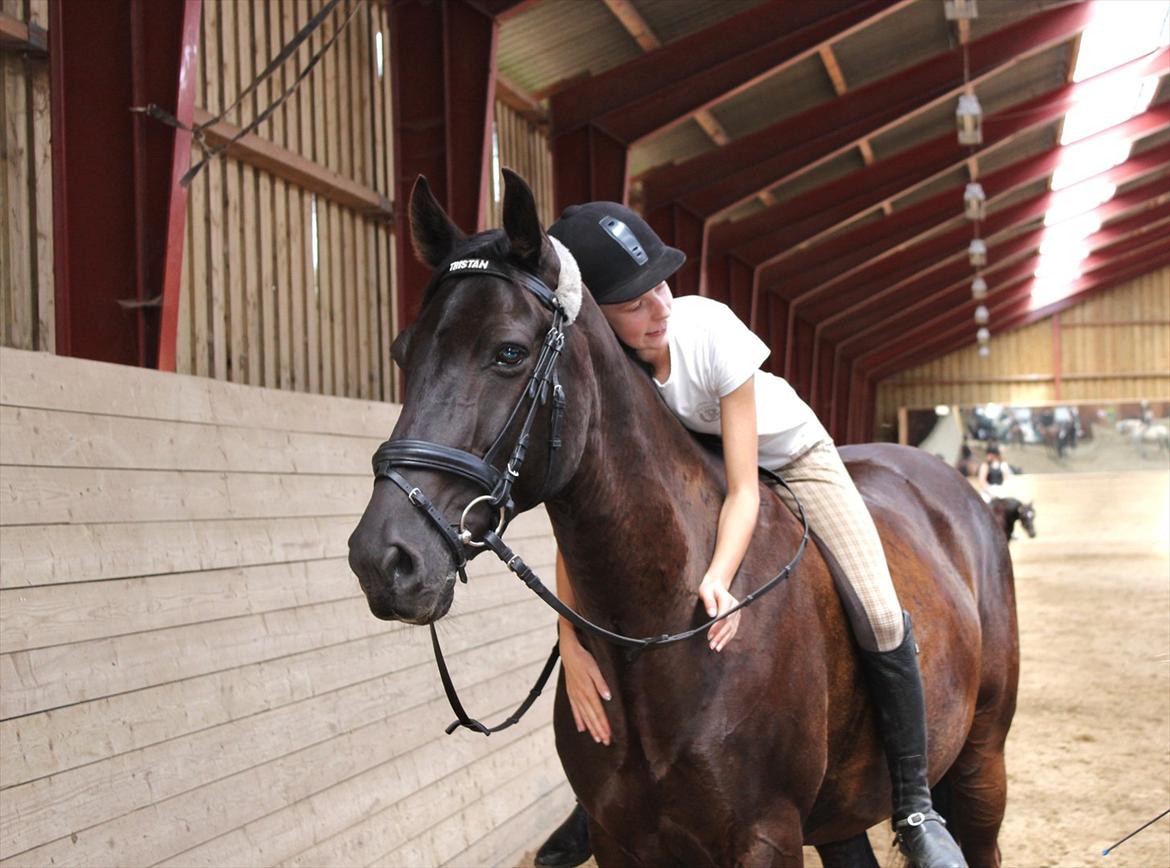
[600,282,673,354]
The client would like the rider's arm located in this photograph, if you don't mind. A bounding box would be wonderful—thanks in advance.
[978,461,989,488]
[699,376,760,652]
[556,549,613,744]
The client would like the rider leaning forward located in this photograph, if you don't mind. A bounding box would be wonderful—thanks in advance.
[534,202,967,868]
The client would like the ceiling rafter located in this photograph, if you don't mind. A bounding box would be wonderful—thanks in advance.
[637,2,1094,217]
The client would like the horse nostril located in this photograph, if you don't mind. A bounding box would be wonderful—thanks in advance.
[388,545,416,580]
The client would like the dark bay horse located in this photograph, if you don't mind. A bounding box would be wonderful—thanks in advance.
[989,498,1036,541]
[348,172,1020,867]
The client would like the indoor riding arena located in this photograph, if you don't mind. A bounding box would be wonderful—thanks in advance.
[1,1,1167,867]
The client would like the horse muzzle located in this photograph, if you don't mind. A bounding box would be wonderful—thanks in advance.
[347,535,455,624]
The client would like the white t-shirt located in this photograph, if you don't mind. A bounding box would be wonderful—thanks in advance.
[653,295,830,470]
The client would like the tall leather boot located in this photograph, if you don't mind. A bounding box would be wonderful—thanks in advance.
[534,802,591,867]
[858,612,967,868]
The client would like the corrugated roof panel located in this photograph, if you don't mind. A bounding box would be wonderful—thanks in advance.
[968,0,1076,43]
[634,0,768,45]
[766,148,867,205]
[710,53,838,140]
[833,0,949,92]
[869,100,955,161]
[977,123,1058,176]
[629,119,716,177]
[891,165,969,211]
[498,0,640,96]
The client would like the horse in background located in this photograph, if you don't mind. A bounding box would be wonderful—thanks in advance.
[989,498,1036,541]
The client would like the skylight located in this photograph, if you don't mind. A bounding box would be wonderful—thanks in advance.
[1030,0,1170,311]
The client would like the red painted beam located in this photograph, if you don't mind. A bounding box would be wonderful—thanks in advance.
[870,248,1170,379]
[853,207,1170,365]
[50,0,199,367]
[638,1,1093,217]
[818,168,1170,345]
[157,0,202,372]
[551,0,906,144]
[863,232,1170,377]
[825,189,1169,426]
[767,104,1170,306]
[391,0,498,330]
[709,46,1170,266]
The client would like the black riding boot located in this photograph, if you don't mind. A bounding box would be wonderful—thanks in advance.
[534,802,591,867]
[858,613,967,868]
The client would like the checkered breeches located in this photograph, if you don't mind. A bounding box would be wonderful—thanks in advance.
[769,441,905,652]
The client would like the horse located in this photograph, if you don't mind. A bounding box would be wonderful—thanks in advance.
[988,498,1036,541]
[1133,423,1170,459]
[348,170,1020,867]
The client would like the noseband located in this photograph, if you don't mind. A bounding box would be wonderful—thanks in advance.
[369,260,808,736]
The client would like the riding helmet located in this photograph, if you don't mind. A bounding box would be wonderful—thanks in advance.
[548,202,685,305]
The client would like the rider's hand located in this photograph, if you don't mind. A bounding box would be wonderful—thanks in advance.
[559,624,613,745]
[698,575,741,653]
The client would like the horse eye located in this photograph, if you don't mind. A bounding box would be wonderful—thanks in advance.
[495,344,528,367]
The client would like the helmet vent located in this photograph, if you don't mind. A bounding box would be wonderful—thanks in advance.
[599,216,648,265]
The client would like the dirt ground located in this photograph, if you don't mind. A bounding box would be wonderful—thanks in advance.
[516,470,1170,868]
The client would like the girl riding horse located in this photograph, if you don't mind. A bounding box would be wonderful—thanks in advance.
[538,201,964,868]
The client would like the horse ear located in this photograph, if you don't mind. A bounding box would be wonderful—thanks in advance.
[502,168,549,267]
[409,175,466,268]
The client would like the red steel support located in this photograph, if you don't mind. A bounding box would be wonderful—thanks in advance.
[157,0,202,371]
[391,0,497,330]
[50,0,198,367]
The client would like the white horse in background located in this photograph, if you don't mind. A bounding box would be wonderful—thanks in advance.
[1130,422,1170,459]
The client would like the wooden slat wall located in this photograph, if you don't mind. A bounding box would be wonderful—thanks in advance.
[876,266,1170,427]
[0,346,572,867]
[491,102,555,230]
[179,0,397,403]
[0,0,53,355]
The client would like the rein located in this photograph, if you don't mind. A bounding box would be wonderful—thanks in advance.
[371,261,809,735]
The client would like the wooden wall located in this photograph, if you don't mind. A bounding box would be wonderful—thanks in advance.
[0,346,572,867]
[176,0,398,403]
[876,266,1170,427]
[0,0,53,355]
[491,101,555,230]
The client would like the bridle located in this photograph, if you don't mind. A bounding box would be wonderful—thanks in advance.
[369,258,809,736]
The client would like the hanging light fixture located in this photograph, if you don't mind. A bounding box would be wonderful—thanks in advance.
[974,304,989,324]
[956,92,983,145]
[976,326,990,344]
[968,238,987,267]
[944,0,978,20]
[978,345,990,358]
[972,275,988,299]
[963,182,986,220]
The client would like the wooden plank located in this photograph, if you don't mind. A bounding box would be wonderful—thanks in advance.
[444,772,574,868]
[203,1,228,381]
[3,40,31,350]
[0,504,550,590]
[290,1,310,391]
[236,0,261,387]
[0,556,355,654]
[0,347,400,435]
[0,465,371,527]
[381,753,566,866]
[336,0,352,184]
[176,175,193,373]
[28,0,51,353]
[329,200,346,394]
[344,209,361,398]
[0,567,554,787]
[191,719,558,868]
[272,2,293,391]
[221,2,245,383]
[4,637,557,866]
[190,138,210,377]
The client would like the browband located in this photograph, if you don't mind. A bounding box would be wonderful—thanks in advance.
[435,259,561,312]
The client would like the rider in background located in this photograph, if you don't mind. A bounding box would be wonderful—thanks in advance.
[534,202,966,868]
[977,445,1014,501]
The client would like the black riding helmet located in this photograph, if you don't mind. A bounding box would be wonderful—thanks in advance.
[548,202,685,305]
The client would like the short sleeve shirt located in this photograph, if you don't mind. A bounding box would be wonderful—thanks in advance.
[653,296,830,469]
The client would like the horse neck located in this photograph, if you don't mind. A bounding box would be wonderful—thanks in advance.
[546,304,724,635]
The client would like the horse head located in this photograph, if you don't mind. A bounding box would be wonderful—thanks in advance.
[348,170,596,623]
[1018,501,1037,538]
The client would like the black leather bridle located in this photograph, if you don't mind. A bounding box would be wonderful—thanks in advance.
[370,259,809,736]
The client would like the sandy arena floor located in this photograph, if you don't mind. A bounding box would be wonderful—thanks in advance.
[517,469,1170,868]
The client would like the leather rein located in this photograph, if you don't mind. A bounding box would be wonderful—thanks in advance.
[371,260,809,735]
